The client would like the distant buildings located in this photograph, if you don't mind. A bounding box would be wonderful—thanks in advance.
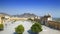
[41,14,52,25]
[40,14,60,30]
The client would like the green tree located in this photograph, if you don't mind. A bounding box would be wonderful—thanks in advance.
[28,18,33,21]
[15,25,24,34]
[31,23,42,34]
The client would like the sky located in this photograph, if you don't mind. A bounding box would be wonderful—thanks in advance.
[0,0,60,18]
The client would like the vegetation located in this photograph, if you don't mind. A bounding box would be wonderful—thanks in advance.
[0,24,4,30]
[31,22,42,34]
[14,20,17,22]
[15,25,24,34]
[28,18,33,21]
[34,18,41,23]
[1,17,5,19]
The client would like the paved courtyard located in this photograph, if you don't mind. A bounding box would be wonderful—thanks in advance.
[0,21,60,34]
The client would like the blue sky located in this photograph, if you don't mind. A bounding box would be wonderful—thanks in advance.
[0,0,60,18]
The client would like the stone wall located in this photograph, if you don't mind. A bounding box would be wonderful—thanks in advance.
[48,21,60,30]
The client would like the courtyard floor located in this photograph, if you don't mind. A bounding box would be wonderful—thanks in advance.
[0,21,60,34]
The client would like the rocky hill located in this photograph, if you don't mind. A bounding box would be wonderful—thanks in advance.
[13,13,37,18]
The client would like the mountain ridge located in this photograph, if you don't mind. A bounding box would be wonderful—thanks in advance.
[13,13,38,18]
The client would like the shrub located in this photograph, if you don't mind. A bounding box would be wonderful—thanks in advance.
[0,24,4,30]
[31,23,42,34]
[15,25,24,34]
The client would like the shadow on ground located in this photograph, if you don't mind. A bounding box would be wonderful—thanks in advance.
[27,30,38,34]
[13,32,17,34]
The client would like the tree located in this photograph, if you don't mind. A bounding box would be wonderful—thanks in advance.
[34,18,41,23]
[15,25,24,34]
[1,17,5,20]
[31,23,42,34]
[28,18,33,21]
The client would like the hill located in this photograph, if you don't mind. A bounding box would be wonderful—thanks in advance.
[13,13,38,18]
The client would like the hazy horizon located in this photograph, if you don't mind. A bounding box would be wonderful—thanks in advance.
[0,0,60,18]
